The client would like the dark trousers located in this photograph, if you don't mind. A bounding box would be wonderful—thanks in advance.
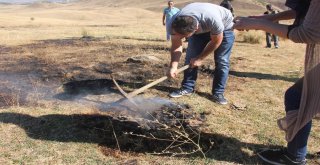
[285,78,312,161]
[266,32,279,48]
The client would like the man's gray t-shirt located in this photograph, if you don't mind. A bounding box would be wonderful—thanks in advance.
[167,2,234,35]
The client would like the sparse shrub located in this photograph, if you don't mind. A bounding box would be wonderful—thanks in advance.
[30,17,35,21]
[0,93,20,107]
[81,28,91,38]
[79,15,86,20]
[242,31,263,44]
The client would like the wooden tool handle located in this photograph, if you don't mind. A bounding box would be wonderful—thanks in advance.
[127,65,190,98]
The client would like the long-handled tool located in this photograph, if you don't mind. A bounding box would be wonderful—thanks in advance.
[112,65,190,101]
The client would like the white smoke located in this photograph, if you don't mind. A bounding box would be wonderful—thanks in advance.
[0,72,175,118]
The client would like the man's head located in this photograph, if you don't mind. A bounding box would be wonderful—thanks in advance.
[168,1,174,7]
[171,16,198,37]
[266,4,273,11]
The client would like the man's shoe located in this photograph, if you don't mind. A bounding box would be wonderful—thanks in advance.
[169,88,193,98]
[212,94,228,105]
[275,45,279,49]
[258,148,306,165]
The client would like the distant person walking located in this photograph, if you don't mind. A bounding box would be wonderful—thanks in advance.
[264,4,279,48]
[166,2,235,105]
[220,0,234,16]
[163,1,180,41]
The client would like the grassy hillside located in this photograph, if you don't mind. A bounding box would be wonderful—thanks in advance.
[0,0,287,45]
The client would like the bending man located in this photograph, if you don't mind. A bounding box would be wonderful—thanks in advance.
[166,2,235,105]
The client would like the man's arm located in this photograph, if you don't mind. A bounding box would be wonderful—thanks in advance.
[162,13,166,25]
[167,35,183,78]
[190,33,223,67]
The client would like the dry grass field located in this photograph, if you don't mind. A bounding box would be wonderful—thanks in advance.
[0,0,319,164]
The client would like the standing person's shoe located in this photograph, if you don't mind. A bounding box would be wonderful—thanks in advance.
[169,88,193,98]
[258,148,307,165]
[211,94,228,105]
[316,151,320,164]
[275,45,279,49]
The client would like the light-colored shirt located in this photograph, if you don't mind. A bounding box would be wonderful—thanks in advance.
[163,7,180,23]
[167,2,234,35]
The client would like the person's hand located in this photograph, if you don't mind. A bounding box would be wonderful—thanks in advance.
[167,67,178,79]
[233,17,258,31]
[233,16,247,31]
[190,58,202,68]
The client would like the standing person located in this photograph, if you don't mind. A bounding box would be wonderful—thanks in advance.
[234,0,320,164]
[162,1,180,41]
[166,2,235,105]
[264,4,279,48]
[220,0,234,16]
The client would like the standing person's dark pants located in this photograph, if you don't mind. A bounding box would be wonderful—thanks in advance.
[266,32,279,48]
[181,30,235,95]
[284,78,312,161]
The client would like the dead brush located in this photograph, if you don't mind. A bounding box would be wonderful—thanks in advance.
[129,104,209,157]
[97,103,212,158]
[81,28,92,38]
[0,91,20,107]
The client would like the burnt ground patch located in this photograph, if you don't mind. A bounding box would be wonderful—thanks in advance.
[0,111,283,164]
[0,36,313,164]
[56,76,213,103]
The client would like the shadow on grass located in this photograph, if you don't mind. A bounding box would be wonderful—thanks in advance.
[229,70,299,82]
[0,112,282,164]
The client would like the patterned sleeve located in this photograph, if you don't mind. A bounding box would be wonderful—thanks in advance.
[288,0,320,43]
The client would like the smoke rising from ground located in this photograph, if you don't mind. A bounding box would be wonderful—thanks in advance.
[0,73,60,107]
[0,73,175,118]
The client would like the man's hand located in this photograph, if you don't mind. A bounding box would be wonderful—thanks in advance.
[167,67,178,79]
[190,58,202,68]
